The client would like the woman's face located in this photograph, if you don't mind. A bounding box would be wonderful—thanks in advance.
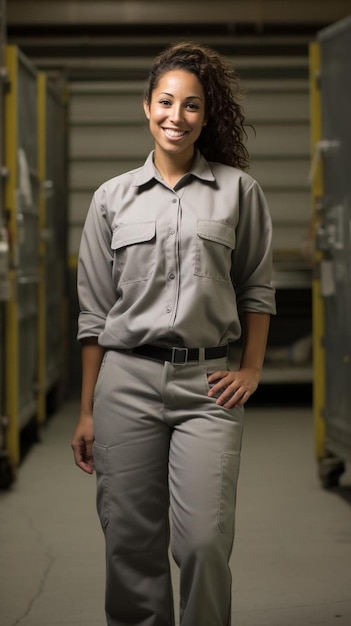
[144,69,207,161]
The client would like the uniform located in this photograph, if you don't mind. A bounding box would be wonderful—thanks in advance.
[77,150,276,626]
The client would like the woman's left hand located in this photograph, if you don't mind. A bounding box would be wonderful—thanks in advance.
[207,367,261,408]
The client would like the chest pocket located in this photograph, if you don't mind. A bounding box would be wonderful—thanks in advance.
[111,221,156,284]
[194,220,235,283]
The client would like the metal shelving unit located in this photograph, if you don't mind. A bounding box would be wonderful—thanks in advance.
[0,44,67,487]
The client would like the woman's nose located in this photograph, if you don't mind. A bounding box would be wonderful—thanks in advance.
[170,105,183,124]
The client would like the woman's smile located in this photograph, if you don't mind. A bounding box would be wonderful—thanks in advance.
[162,127,188,140]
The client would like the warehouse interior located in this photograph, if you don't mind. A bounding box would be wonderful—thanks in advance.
[0,1,351,625]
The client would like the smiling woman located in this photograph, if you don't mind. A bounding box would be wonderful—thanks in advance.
[143,70,207,186]
[71,41,276,626]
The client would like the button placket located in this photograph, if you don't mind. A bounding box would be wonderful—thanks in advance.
[165,195,180,321]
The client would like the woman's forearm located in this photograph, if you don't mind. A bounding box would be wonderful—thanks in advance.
[80,337,106,416]
[239,312,271,374]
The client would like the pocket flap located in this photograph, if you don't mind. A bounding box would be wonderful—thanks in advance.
[197,220,235,249]
[112,221,156,250]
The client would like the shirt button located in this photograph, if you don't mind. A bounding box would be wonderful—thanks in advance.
[171,199,177,204]
[166,307,172,313]
[169,228,175,235]
[168,273,175,280]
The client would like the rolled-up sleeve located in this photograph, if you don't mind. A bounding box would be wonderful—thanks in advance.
[232,180,276,315]
[77,189,116,340]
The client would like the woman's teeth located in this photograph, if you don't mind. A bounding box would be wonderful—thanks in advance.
[164,129,186,137]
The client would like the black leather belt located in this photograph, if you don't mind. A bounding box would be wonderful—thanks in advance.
[131,344,228,364]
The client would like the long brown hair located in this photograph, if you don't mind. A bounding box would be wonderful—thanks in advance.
[144,41,251,170]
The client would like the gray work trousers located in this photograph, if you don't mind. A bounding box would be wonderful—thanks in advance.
[92,349,244,626]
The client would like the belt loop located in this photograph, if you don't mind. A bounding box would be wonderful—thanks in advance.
[198,347,205,362]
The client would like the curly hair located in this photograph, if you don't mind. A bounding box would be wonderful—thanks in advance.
[144,41,251,170]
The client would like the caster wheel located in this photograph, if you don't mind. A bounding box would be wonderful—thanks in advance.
[318,456,345,489]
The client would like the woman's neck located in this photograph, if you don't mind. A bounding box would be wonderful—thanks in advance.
[153,150,195,187]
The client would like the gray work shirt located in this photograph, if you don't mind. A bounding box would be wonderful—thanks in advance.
[77,150,276,349]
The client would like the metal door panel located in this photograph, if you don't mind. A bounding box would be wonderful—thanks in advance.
[318,15,351,460]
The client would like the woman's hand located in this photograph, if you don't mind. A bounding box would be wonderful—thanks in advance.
[207,367,261,408]
[71,414,95,474]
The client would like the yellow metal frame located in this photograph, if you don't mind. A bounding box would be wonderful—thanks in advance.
[4,46,20,467]
[4,47,46,467]
[309,42,326,461]
[37,72,47,425]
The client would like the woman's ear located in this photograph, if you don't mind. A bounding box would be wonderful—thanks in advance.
[143,100,150,120]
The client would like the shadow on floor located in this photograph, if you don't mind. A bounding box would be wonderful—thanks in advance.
[249,382,312,407]
[329,485,351,506]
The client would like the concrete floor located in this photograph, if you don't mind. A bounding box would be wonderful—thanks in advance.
[1,399,351,626]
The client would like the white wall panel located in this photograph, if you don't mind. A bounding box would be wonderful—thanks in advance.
[272,224,308,253]
[264,190,311,224]
[69,158,143,190]
[70,124,152,159]
[249,159,310,189]
[247,123,310,157]
[244,90,309,122]
[70,88,145,123]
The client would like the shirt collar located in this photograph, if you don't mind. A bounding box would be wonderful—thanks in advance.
[132,150,216,188]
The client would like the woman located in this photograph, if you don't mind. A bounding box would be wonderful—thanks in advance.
[71,41,276,626]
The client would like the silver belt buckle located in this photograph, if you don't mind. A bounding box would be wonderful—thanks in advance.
[171,347,188,364]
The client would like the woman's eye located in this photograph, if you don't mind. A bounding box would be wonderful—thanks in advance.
[159,99,171,106]
[186,103,199,110]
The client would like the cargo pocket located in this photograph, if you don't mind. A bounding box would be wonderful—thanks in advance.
[111,221,156,284]
[93,442,110,530]
[195,220,235,282]
[218,452,240,534]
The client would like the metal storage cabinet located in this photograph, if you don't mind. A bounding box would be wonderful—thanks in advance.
[4,45,40,476]
[311,15,351,487]
[0,49,67,486]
